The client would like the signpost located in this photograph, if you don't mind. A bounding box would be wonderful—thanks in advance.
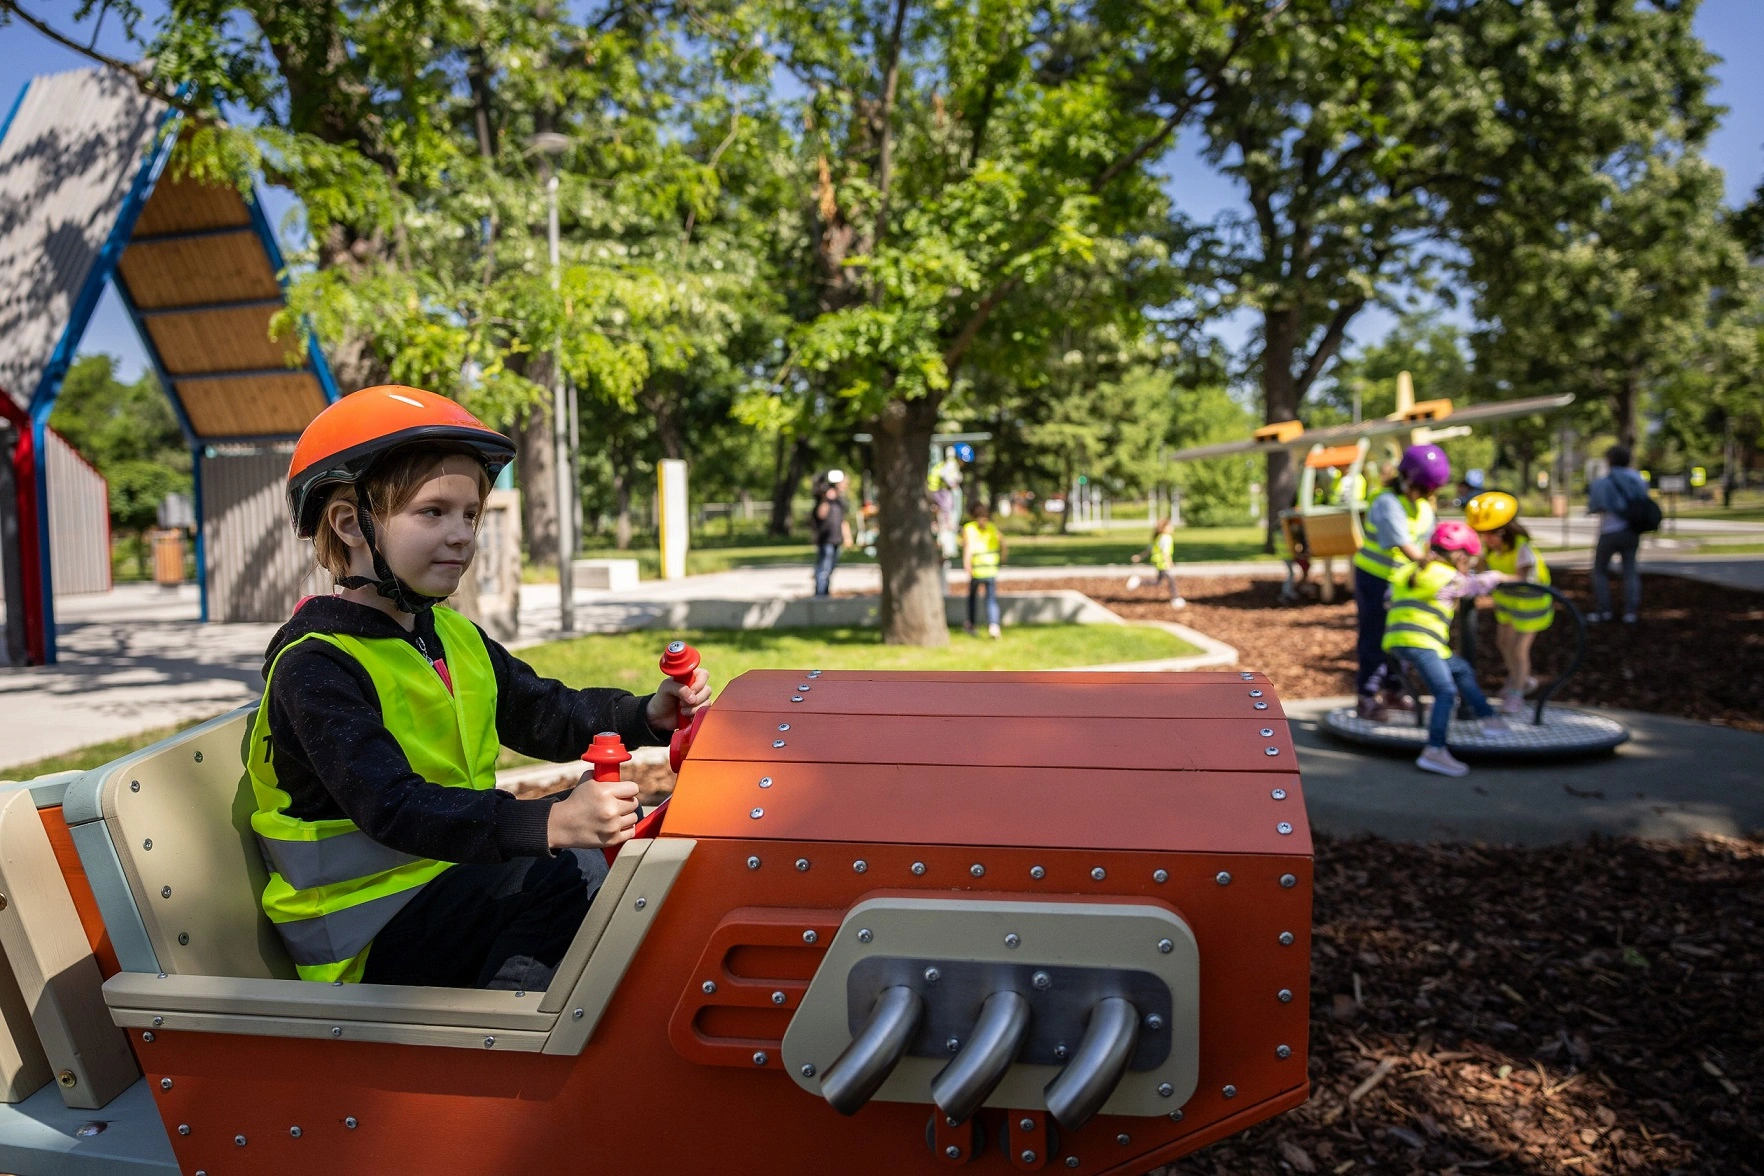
[1657,473,1688,535]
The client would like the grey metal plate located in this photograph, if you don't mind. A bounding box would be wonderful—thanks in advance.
[0,1077,177,1174]
[1320,705,1629,759]
[847,957,1172,1071]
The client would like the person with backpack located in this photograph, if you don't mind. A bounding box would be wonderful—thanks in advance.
[1586,444,1656,623]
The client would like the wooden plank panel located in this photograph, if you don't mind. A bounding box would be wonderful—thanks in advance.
[687,710,1297,773]
[666,761,1306,853]
[130,171,251,237]
[176,373,327,438]
[145,304,302,375]
[714,676,1286,720]
[117,232,279,309]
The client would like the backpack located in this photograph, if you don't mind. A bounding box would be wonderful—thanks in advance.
[1617,477,1662,533]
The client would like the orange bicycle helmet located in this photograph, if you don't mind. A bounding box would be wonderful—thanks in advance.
[287,386,516,612]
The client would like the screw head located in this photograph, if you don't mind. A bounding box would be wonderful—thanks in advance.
[801,1063,816,1078]
[1271,787,1287,800]
[946,1036,961,1053]
[1153,868,1168,883]
[573,1008,584,1019]
[753,1051,768,1066]
[1030,865,1046,879]
[1022,1151,1038,1164]
[1277,988,1293,1003]
[1145,1013,1164,1030]
[1249,689,1263,698]
[1280,873,1297,888]
[773,739,786,748]
[161,885,172,899]
[808,669,821,677]
[945,1146,961,1159]
[291,1126,302,1138]
[1168,1109,1184,1122]
[160,1077,172,1090]
[1223,1084,1238,1098]
[1265,746,1280,756]
[771,991,786,1005]
[750,807,764,819]
[142,1031,154,1042]
[1255,701,1269,710]
[1054,1043,1069,1059]
[777,723,790,732]
[178,932,189,945]
[1019,1118,1035,1132]
[152,1016,163,1027]
[194,751,203,763]
[1216,871,1232,885]
[1004,933,1021,948]
[235,1135,246,1147]
[1067,1158,1080,1168]
[1091,867,1106,881]
[791,695,803,702]
[345,1117,358,1129]
[178,1124,189,1135]
[747,856,761,869]
[130,780,140,792]
[1277,1044,1292,1059]
[970,863,985,878]
[1032,971,1052,990]
[1277,822,1293,835]
[1279,931,1295,945]
[484,1036,495,1048]
[331,1026,342,1038]
[702,981,717,994]
[143,839,152,850]
[798,684,810,690]
[667,640,685,654]
[1157,938,1174,954]
[758,776,773,788]
[795,858,810,871]
[1260,728,1274,737]
[857,928,873,943]
[802,929,818,944]
[1158,1082,1174,1097]
[634,897,647,910]
[911,861,926,875]
[853,859,867,873]
[1117,1133,1131,1145]
[925,966,942,983]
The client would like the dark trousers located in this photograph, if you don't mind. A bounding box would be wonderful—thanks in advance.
[1592,528,1641,617]
[1353,566,1393,696]
[813,541,840,596]
[362,848,608,990]
[967,577,999,627]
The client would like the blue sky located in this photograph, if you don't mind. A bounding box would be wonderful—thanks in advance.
[3,0,1761,382]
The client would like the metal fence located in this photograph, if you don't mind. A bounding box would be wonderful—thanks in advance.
[200,444,329,622]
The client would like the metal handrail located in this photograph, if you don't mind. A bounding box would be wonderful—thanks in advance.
[1458,583,1588,726]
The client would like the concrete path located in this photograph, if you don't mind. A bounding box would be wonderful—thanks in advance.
[1286,696,1764,845]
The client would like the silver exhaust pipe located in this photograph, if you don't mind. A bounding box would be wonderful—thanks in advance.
[929,990,1032,1123]
[1043,996,1139,1130]
[820,985,924,1115]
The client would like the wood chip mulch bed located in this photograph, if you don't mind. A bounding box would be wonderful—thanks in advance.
[1155,833,1763,1176]
[1016,571,1764,732]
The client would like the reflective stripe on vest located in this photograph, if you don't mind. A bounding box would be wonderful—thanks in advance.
[1353,492,1434,582]
[1151,533,1174,570]
[249,606,500,983]
[1381,560,1458,658]
[964,522,1001,579]
[1486,542,1554,631]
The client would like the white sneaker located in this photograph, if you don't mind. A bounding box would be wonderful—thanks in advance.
[1499,691,1525,716]
[1416,746,1469,777]
[1480,716,1511,736]
[988,623,1001,639]
[1126,575,1142,590]
[1170,596,1187,609]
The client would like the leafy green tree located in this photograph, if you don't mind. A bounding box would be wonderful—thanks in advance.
[1165,383,1256,526]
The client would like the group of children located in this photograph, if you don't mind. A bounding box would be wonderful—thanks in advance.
[1355,444,1554,777]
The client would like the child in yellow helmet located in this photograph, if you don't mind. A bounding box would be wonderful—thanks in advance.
[1465,491,1553,716]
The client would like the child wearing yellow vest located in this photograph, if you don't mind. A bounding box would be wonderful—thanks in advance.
[1127,518,1186,607]
[256,387,711,988]
[1381,520,1516,777]
[1465,491,1553,715]
[962,502,1006,638]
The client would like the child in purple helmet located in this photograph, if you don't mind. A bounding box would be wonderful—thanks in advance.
[1351,444,1451,720]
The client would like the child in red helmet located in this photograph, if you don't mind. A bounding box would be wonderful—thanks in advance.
[252,386,710,989]
[1381,520,1515,777]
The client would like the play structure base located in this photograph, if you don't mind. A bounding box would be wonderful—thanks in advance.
[0,1078,176,1175]
[1320,704,1629,759]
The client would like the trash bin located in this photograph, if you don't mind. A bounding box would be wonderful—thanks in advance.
[152,529,185,586]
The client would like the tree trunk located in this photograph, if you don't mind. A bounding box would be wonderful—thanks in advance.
[516,364,558,564]
[769,435,811,538]
[873,394,946,646]
[1614,368,1641,451]
[1260,307,1301,552]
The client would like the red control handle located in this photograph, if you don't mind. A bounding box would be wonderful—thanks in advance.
[582,731,632,782]
[660,640,707,772]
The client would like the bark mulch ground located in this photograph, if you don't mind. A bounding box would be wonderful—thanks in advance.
[1157,833,1763,1176]
[1016,571,1764,732]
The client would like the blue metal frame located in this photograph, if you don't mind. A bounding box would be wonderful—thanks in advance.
[0,81,28,148]
[24,100,181,664]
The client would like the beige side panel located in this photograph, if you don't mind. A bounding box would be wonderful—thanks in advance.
[0,926,52,1103]
[110,1008,549,1053]
[779,897,1201,1118]
[98,709,297,979]
[538,839,650,1014]
[0,792,139,1109]
[103,972,555,1032]
[543,838,695,1056]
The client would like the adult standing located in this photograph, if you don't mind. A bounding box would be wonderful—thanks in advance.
[811,470,852,597]
[1350,444,1451,720]
[962,502,1005,638]
[1586,444,1649,623]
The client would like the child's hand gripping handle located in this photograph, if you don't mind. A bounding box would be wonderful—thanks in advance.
[582,732,648,865]
[660,640,707,773]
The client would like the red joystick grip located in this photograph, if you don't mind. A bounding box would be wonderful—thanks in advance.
[658,639,700,683]
[582,731,632,782]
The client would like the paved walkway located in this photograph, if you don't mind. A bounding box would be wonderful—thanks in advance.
[1286,697,1764,844]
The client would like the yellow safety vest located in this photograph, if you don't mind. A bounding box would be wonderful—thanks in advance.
[249,606,500,983]
[963,521,1001,580]
[1333,472,1364,507]
[1353,491,1434,581]
[1151,533,1174,570]
[1382,560,1459,658]
[1487,542,1554,633]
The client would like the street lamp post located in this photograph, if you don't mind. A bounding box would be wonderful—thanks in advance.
[531,132,575,633]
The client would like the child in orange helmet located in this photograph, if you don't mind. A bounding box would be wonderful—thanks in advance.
[251,386,710,988]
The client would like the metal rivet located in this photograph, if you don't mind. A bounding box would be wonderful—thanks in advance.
[1004,933,1020,949]
[1277,1044,1292,1059]
[773,739,786,748]
[1157,1082,1174,1097]
[1156,938,1173,953]
[1030,865,1045,879]
[1277,989,1293,1003]
[946,1116,959,1127]
[808,669,821,677]
[194,751,203,763]
[970,863,985,878]
[771,991,786,1005]
[702,980,718,995]
[573,1008,584,1019]
[1265,746,1280,756]
[1223,1084,1238,1098]
[331,1026,342,1038]
[945,1146,961,1159]
[152,1016,163,1027]
[161,1077,173,1090]
[747,856,761,870]
[130,780,140,792]
[142,1031,154,1042]
[925,966,942,982]
[946,1036,961,1053]
[791,695,803,702]
[777,723,790,731]
[178,1124,189,1135]
[758,776,773,788]
[1241,672,1255,680]
[161,886,172,899]
[1022,1152,1037,1164]
[634,897,647,910]
[798,683,810,690]
[1216,871,1232,885]
[1260,728,1274,737]
[143,839,152,850]
[795,858,810,872]
[1067,1158,1080,1168]
[801,1063,816,1077]
[1271,787,1287,800]
[290,1126,302,1138]
[753,1051,768,1066]
[345,1117,358,1129]
[802,929,818,944]
[235,1135,246,1147]
[1255,701,1269,710]
[750,807,764,819]
[1280,873,1297,887]
[484,1036,495,1048]
[1153,868,1168,883]
[1032,971,1052,990]
[1054,1043,1069,1059]
[1277,822,1293,835]
[1168,1109,1184,1122]
[1249,689,1263,697]
[857,928,873,943]
[911,861,926,875]
[1145,1014,1164,1030]
[853,859,867,873]
[668,640,684,653]
[1117,1133,1130,1145]
[178,932,189,945]
[1091,867,1106,881]
[1279,931,1295,945]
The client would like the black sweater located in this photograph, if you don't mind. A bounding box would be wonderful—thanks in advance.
[261,596,667,863]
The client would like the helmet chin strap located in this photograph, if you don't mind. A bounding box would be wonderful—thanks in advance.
[335,503,450,615]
